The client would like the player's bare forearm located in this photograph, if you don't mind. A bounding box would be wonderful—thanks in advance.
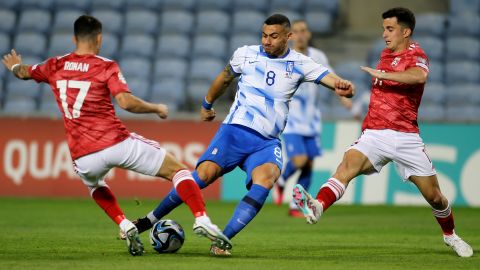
[205,65,236,103]
[115,92,168,118]
[320,73,355,98]
[318,72,340,90]
[12,64,32,80]
[361,66,427,85]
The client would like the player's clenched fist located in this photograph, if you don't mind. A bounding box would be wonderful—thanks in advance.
[156,104,169,119]
[334,79,355,98]
[201,107,216,121]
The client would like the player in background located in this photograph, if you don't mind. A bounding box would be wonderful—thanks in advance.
[129,14,355,256]
[1,15,231,256]
[274,20,352,217]
[292,7,473,257]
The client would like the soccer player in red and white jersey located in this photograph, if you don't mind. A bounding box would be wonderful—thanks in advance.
[2,15,232,256]
[292,7,473,257]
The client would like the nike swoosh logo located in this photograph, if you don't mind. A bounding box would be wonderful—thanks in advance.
[248,61,258,64]
[236,218,247,226]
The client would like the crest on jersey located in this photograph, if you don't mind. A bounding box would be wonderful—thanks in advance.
[285,61,294,78]
[391,57,401,67]
[118,72,127,84]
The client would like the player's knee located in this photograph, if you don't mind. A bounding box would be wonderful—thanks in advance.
[157,153,188,180]
[196,162,221,184]
[252,164,280,189]
[292,156,309,169]
[426,192,447,209]
[254,177,276,189]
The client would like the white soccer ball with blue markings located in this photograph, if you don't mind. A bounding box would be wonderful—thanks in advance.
[149,219,185,253]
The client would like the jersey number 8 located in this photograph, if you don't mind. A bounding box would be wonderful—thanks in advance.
[56,80,91,119]
[266,71,276,86]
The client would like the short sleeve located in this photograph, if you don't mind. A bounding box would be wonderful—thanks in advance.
[408,50,429,73]
[107,62,131,96]
[302,57,330,84]
[28,58,52,83]
[229,46,247,76]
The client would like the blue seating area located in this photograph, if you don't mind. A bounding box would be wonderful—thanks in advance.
[0,0,339,115]
[0,0,478,122]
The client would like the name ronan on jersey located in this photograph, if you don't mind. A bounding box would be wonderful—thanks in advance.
[64,61,89,72]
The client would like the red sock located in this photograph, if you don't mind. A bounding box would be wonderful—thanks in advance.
[173,170,206,218]
[91,186,125,225]
[316,178,346,211]
[433,204,455,235]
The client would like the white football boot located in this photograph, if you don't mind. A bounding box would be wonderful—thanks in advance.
[121,220,144,256]
[444,234,473,257]
[292,184,323,224]
[193,215,233,251]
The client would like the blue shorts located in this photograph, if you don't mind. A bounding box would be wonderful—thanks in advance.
[197,124,283,189]
[283,134,322,159]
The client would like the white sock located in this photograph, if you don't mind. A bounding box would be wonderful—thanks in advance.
[195,214,210,224]
[119,219,135,233]
[147,211,159,225]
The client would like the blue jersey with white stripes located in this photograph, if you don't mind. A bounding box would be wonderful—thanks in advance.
[283,47,333,136]
[224,45,330,139]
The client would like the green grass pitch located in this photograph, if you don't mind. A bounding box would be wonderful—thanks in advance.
[0,198,478,270]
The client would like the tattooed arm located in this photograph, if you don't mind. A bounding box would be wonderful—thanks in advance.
[200,64,238,121]
[2,49,32,80]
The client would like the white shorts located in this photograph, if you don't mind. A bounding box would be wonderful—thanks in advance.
[348,129,436,180]
[73,133,167,188]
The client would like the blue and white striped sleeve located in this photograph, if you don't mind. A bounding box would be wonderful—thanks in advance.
[302,57,330,84]
[229,46,247,76]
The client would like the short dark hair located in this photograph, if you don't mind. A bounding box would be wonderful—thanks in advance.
[292,19,307,25]
[382,7,415,33]
[264,14,291,30]
[74,15,102,40]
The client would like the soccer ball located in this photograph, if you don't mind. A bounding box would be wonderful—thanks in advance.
[149,219,185,253]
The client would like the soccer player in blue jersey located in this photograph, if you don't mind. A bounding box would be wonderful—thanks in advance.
[129,14,355,256]
[274,20,352,217]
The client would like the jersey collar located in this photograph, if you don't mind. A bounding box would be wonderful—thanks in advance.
[259,45,291,59]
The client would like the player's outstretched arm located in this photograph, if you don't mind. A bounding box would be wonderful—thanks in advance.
[200,64,237,121]
[115,92,168,119]
[319,72,355,98]
[2,49,32,80]
[360,66,427,85]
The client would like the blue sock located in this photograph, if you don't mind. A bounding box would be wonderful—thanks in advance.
[280,160,297,187]
[297,166,312,191]
[152,171,207,220]
[223,184,270,239]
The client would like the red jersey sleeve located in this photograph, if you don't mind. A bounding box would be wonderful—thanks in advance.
[28,58,53,83]
[407,49,429,73]
[107,62,131,96]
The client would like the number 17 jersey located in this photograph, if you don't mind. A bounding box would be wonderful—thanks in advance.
[29,53,131,160]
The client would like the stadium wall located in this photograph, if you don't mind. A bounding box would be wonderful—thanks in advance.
[0,119,479,207]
